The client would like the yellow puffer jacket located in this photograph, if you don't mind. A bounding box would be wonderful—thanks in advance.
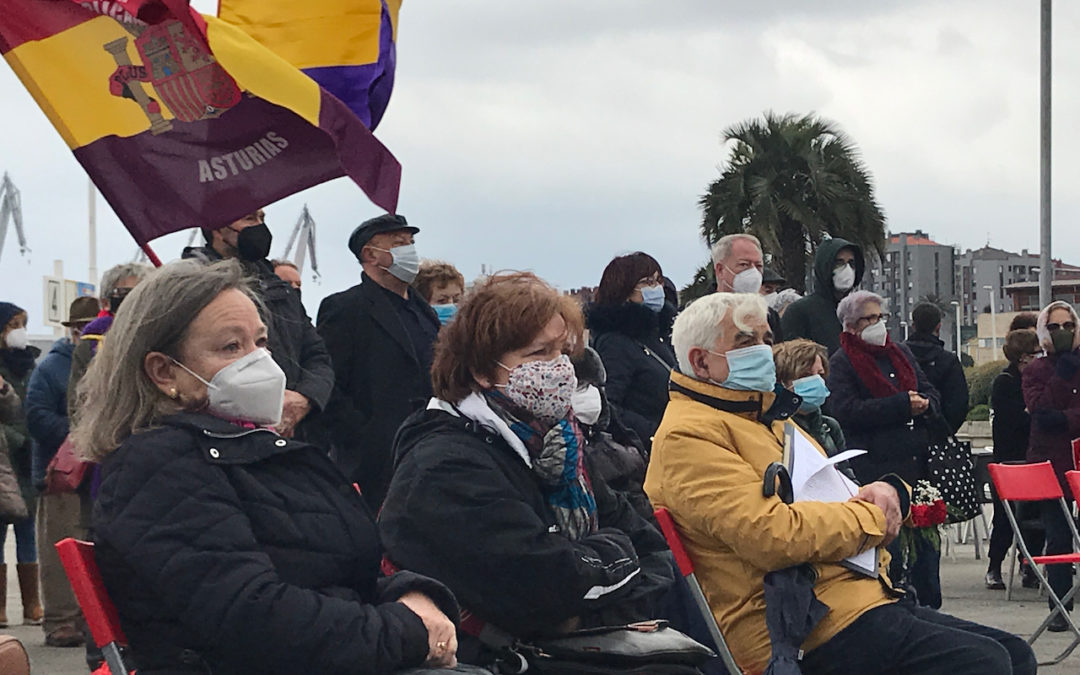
[644,372,905,673]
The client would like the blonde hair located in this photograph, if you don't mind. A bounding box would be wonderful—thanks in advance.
[773,339,829,385]
[71,260,259,460]
[672,292,767,376]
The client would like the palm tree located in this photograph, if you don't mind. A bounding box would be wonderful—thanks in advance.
[698,111,887,293]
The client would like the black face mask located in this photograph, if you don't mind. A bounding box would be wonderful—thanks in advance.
[108,288,132,315]
[235,223,273,262]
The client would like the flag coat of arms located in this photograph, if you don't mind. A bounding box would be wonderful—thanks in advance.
[0,0,401,246]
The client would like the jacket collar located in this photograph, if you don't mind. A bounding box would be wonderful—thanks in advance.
[668,372,801,426]
[159,412,299,465]
[428,394,532,467]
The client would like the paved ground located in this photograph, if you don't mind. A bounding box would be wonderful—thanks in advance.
[3,531,1080,673]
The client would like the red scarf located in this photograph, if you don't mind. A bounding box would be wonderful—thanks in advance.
[839,331,917,398]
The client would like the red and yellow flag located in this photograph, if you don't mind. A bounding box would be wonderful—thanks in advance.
[0,0,401,245]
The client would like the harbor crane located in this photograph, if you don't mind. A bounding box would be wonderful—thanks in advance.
[0,172,29,263]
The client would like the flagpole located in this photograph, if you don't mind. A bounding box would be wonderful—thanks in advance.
[140,242,163,267]
[88,179,98,285]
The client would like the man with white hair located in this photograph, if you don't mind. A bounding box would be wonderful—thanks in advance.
[644,293,1035,675]
[711,234,783,341]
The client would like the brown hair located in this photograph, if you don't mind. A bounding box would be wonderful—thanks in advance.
[1003,328,1040,364]
[1009,312,1038,331]
[772,339,829,385]
[432,271,584,401]
[595,252,662,306]
[413,261,465,303]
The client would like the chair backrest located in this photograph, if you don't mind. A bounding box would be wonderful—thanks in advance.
[988,461,1063,502]
[1066,470,1080,503]
[654,507,695,577]
[55,538,127,649]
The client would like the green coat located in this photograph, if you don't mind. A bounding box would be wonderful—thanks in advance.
[795,406,846,458]
[0,347,40,517]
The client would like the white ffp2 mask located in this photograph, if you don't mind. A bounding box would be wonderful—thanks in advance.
[172,348,286,426]
[4,328,29,350]
[861,320,888,347]
[572,385,603,426]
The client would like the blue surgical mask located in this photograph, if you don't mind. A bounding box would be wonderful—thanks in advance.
[641,285,666,313]
[710,344,776,392]
[433,303,457,325]
[793,374,830,411]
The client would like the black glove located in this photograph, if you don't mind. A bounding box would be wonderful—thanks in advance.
[1032,409,1068,433]
[1056,352,1080,380]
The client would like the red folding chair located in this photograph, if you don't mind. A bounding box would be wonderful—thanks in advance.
[988,462,1080,665]
[654,507,741,675]
[55,538,132,675]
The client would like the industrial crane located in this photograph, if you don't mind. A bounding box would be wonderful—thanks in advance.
[281,205,319,282]
[0,172,29,263]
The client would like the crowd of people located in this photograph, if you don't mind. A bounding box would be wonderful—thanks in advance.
[0,215,1058,673]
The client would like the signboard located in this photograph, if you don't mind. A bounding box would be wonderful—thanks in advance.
[43,277,96,327]
[43,277,63,327]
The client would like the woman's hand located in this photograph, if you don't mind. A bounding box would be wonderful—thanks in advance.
[397,591,458,668]
[908,391,928,416]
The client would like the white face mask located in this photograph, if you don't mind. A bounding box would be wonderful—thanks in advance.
[172,348,286,426]
[861,320,888,347]
[372,244,420,284]
[571,385,603,426]
[763,291,778,308]
[833,264,856,293]
[723,265,762,294]
[4,328,28,350]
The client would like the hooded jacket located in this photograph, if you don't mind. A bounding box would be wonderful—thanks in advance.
[25,337,75,487]
[781,238,865,355]
[93,412,455,675]
[378,395,673,663]
[1022,301,1080,486]
[587,301,678,449]
[644,372,905,673]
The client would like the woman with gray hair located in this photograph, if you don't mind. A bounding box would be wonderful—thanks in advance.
[827,290,942,608]
[1021,300,1080,631]
[71,260,478,675]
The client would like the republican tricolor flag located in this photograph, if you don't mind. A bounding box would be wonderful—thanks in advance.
[0,0,401,247]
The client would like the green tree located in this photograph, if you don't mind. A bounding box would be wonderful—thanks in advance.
[698,111,887,293]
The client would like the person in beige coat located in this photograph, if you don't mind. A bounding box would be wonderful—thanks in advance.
[644,292,1034,675]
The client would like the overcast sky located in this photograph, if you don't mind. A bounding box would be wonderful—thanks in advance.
[2,1,1077,332]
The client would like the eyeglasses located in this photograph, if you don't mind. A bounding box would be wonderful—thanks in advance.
[1047,322,1077,332]
[857,312,889,325]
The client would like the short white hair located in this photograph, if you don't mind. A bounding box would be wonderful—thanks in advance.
[710,233,762,265]
[672,293,769,376]
[836,290,886,330]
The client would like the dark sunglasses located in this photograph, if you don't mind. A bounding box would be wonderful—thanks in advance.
[1047,322,1077,332]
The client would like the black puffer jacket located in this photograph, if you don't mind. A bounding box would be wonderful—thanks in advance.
[93,413,457,675]
[905,332,969,434]
[587,302,678,448]
[378,404,674,664]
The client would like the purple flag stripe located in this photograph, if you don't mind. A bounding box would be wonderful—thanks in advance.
[74,95,399,245]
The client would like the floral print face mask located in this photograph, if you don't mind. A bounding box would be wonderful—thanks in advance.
[495,354,578,423]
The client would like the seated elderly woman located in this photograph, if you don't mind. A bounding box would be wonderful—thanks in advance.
[72,260,483,675]
[772,338,845,458]
[644,292,1034,675]
[378,272,674,667]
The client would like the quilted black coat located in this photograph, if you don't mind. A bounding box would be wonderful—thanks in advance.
[92,413,458,675]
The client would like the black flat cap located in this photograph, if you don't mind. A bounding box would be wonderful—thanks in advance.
[762,267,785,284]
[347,214,419,260]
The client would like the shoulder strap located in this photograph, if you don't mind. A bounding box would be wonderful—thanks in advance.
[638,342,674,373]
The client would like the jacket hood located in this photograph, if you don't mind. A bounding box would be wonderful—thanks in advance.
[812,238,864,301]
[82,315,114,337]
[667,371,801,426]
[905,332,945,359]
[587,301,672,341]
[1037,301,1080,353]
[47,338,75,359]
[181,245,222,263]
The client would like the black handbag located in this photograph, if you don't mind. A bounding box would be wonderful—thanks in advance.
[516,621,712,675]
[926,422,981,524]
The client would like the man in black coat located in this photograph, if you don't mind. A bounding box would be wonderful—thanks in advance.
[317,214,440,510]
[183,210,334,439]
[905,303,970,434]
